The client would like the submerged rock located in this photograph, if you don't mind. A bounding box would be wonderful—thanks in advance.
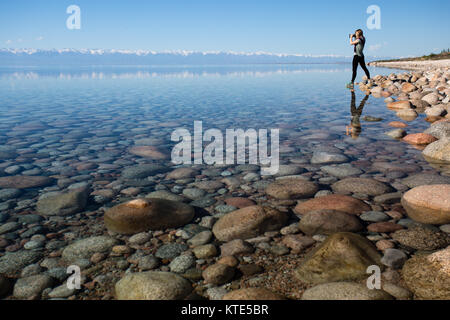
[302,282,392,300]
[265,178,318,200]
[294,232,382,284]
[331,178,392,196]
[115,271,192,300]
[402,246,450,299]
[294,194,370,216]
[0,175,54,189]
[104,198,195,234]
[212,205,287,241]
[223,288,285,300]
[37,188,88,216]
[62,236,118,262]
[298,210,363,235]
[392,226,449,251]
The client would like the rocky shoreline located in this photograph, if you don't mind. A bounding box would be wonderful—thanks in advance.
[0,67,449,301]
[369,59,450,71]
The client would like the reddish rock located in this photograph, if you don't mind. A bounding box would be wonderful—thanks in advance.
[294,194,370,216]
[402,133,437,145]
[401,83,416,93]
[367,222,403,233]
[388,121,408,128]
[298,210,364,235]
[129,146,168,160]
[387,101,412,110]
[224,197,256,208]
[104,198,195,234]
[401,185,450,225]
[217,256,239,268]
[166,167,197,180]
[265,178,318,200]
[376,240,395,251]
[281,234,316,253]
[212,206,288,241]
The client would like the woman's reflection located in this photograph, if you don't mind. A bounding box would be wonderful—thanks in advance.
[346,91,369,139]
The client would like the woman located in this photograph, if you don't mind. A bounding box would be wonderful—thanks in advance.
[346,29,371,89]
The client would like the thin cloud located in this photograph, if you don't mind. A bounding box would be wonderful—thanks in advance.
[36,36,44,41]
[5,40,12,44]
[368,42,388,52]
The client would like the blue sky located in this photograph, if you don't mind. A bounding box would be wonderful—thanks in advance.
[0,0,449,57]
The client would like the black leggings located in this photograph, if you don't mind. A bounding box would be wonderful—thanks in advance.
[352,55,370,82]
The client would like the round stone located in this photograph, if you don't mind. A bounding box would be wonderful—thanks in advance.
[62,236,118,263]
[401,185,450,225]
[294,194,370,216]
[202,263,235,285]
[104,198,195,234]
[266,178,318,200]
[402,247,450,299]
[302,282,392,300]
[212,205,288,242]
[115,271,192,300]
[331,178,393,196]
[298,210,363,235]
[392,226,449,251]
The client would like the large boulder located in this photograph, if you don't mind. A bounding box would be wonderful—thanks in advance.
[115,271,192,300]
[298,210,363,235]
[295,232,382,284]
[401,185,450,225]
[391,226,449,251]
[423,138,450,163]
[294,194,370,216]
[331,178,392,196]
[302,282,392,300]
[424,120,450,139]
[402,246,450,299]
[104,198,195,234]
[265,178,318,200]
[36,188,89,216]
[212,205,288,241]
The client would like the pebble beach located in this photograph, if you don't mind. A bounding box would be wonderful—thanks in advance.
[0,62,449,301]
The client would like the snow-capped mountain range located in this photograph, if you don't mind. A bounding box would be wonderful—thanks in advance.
[0,48,388,65]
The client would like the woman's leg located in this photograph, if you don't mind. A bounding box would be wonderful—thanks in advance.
[359,56,371,79]
[351,56,358,83]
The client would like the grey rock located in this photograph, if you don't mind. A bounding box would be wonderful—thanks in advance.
[155,243,188,260]
[62,236,118,262]
[169,255,196,273]
[0,250,43,275]
[381,248,408,269]
[13,274,54,299]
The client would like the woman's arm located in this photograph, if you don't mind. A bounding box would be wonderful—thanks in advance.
[349,35,360,46]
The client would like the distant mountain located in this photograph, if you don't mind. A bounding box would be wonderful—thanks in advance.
[0,48,380,66]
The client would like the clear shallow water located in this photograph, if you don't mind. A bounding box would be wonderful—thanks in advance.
[0,64,440,192]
